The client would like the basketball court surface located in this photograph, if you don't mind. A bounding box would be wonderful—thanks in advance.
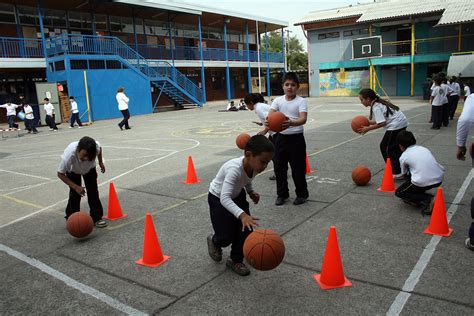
[1,97,473,314]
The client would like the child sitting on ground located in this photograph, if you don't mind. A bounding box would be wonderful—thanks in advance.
[395,130,444,215]
[207,135,274,276]
[226,100,238,111]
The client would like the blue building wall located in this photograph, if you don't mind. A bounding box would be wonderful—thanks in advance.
[48,68,152,121]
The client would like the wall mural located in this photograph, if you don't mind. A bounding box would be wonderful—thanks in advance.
[319,70,370,96]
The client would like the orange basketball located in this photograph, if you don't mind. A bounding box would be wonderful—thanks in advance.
[243,229,285,271]
[352,165,371,186]
[66,212,94,238]
[267,112,287,132]
[351,115,370,133]
[236,133,251,150]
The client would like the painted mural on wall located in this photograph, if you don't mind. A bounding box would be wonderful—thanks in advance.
[319,70,370,96]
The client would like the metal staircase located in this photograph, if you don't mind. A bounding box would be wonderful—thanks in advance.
[46,34,203,107]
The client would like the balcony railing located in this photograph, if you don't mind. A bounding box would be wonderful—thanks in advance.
[0,37,43,58]
[135,44,283,63]
[0,36,283,63]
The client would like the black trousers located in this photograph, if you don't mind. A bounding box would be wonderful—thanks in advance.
[380,127,406,175]
[25,118,37,132]
[208,190,251,263]
[65,168,103,223]
[431,106,443,129]
[119,109,130,129]
[395,177,441,207]
[449,95,460,119]
[70,113,82,127]
[442,102,450,126]
[274,133,309,199]
[46,114,57,130]
[7,115,18,129]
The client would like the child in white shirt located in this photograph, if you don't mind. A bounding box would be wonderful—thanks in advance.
[358,88,408,178]
[0,101,20,130]
[430,77,446,129]
[57,136,107,228]
[207,135,274,276]
[268,72,309,206]
[43,98,58,131]
[69,96,83,128]
[395,131,444,215]
[23,104,38,133]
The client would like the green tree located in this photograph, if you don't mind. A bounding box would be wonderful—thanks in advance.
[261,31,308,71]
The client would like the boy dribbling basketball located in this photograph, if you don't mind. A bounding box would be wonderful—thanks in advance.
[207,135,274,276]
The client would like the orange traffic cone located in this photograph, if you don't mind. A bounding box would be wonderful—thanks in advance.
[306,153,315,174]
[136,213,171,268]
[103,182,128,220]
[184,156,200,185]
[424,187,453,237]
[377,158,395,192]
[314,226,352,290]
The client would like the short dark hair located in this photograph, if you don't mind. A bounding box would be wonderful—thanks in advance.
[244,93,265,106]
[282,72,299,86]
[396,130,416,148]
[44,98,49,101]
[77,136,98,161]
[69,96,74,99]
[245,135,274,156]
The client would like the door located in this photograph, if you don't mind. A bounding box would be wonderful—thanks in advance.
[35,82,62,125]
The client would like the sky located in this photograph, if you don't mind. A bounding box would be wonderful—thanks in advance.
[176,0,362,51]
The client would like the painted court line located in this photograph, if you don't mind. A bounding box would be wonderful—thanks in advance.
[0,195,44,209]
[387,169,474,315]
[0,243,147,316]
[0,138,200,229]
[0,169,52,181]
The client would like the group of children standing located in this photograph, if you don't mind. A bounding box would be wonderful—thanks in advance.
[0,96,85,133]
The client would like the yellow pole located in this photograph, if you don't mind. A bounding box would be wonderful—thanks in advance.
[458,23,462,52]
[83,71,92,124]
[410,20,415,97]
[369,25,374,90]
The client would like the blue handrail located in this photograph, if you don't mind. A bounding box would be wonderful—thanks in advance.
[46,34,202,102]
[0,37,43,58]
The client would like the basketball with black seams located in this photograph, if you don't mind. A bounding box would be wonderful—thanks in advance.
[351,115,370,133]
[66,212,94,238]
[352,165,371,186]
[236,133,251,150]
[243,229,285,271]
[267,112,287,132]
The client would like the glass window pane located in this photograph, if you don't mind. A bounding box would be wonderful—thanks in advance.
[18,6,38,26]
[0,3,16,24]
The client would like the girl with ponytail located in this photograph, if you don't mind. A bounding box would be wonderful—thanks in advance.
[358,88,408,178]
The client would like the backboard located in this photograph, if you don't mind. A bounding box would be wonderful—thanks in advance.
[352,36,382,59]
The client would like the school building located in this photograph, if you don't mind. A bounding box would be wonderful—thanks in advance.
[296,0,474,98]
[0,0,287,124]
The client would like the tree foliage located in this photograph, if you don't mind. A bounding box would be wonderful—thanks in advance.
[261,31,308,71]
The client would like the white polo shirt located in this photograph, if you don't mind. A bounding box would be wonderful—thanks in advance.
[116,92,129,111]
[70,101,79,114]
[44,103,54,115]
[209,157,254,219]
[431,86,446,106]
[1,103,19,116]
[58,141,101,175]
[23,105,34,120]
[465,86,471,96]
[399,145,444,187]
[254,102,274,136]
[371,102,408,131]
[270,95,308,135]
[449,82,460,96]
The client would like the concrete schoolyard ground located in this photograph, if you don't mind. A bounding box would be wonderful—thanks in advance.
[0,97,473,315]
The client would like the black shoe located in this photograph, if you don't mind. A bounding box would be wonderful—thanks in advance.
[226,258,250,276]
[125,127,131,130]
[269,175,276,181]
[118,124,123,131]
[430,127,440,130]
[207,234,222,262]
[293,197,307,205]
[421,198,435,216]
[275,197,288,206]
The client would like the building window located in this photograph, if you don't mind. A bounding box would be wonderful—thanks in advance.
[43,9,67,28]
[54,60,65,71]
[94,14,108,31]
[68,11,92,30]
[109,16,133,33]
[343,28,369,37]
[70,59,88,70]
[318,32,339,40]
[18,6,38,26]
[0,4,16,24]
